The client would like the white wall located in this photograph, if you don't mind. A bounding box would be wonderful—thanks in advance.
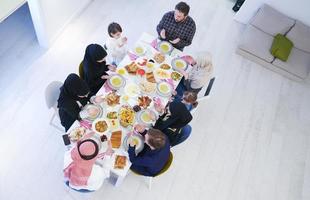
[27,0,91,48]
[234,0,310,26]
[0,0,26,22]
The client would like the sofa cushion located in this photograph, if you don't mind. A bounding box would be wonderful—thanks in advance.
[250,4,295,36]
[239,25,274,62]
[286,20,310,53]
[272,47,310,79]
[270,34,293,61]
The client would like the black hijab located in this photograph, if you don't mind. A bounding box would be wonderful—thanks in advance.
[154,101,193,130]
[83,44,109,95]
[57,74,90,131]
[61,73,89,101]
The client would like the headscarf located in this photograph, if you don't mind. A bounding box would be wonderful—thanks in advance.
[83,44,108,70]
[60,73,89,101]
[64,132,99,186]
[168,101,193,128]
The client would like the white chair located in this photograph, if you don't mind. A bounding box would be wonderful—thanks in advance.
[45,81,64,132]
[191,77,216,114]
[131,152,173,189]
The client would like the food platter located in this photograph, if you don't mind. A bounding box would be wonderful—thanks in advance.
[124,83,141,97]
[92,118,109,135]
[139,81,156,94]
[107,74,126,90]
[69,127,86,142]
[80,104,103,121]
[157,41,173,54]
[123,134,145,154]
[118,105,136,127]
[171,71,182,81]
[90,95,105,105]
[156,81,172,97]
[171,57,188,71]
[155,68,170,79]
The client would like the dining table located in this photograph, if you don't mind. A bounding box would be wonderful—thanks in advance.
[63,32,189,187]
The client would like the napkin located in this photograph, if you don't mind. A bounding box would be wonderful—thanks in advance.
[79,120,92,129]
[180,55,195,65]
[165,78,175,89]
[151,39,158,50]
[104,83,113,93]
[127,51,139,61]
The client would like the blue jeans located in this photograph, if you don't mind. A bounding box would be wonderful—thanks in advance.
[167,125,192,147]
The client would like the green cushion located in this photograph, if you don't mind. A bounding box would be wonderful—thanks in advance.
[270,33,294,62]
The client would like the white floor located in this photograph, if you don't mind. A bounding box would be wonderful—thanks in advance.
[1,0,310,200]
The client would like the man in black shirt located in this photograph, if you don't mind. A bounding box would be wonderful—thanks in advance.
[156,2,196,51]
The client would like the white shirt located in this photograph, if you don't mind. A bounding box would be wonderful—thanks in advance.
[106,36,127,65]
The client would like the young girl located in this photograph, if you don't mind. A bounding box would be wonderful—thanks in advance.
[106,22,127,65]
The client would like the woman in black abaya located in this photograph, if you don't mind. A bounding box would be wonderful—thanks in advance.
[57,74,90,131]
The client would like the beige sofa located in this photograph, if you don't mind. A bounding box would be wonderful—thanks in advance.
[236,4,310,81]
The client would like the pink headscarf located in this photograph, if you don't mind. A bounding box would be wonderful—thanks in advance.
[64,133,99,186]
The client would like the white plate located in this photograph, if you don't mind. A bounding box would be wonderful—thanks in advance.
[124,83,141,97]
[171,57,188,71]
[123,134,144,154]
[156,81,172,97]
[133,45,146,56]
[92,118,110,135]
[157,41,173,54]
[80,104,103,121]
[107,74,126,90]
[137,109,157,126]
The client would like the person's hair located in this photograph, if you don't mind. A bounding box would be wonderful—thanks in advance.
[183,91,198,108]
[108,22,122,37]
[146,129,166,149]
[195,51,213,72]
[175,2,190,16]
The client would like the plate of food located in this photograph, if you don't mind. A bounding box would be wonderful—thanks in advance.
[108,118,120,130]
[118,105,135,127]
[171,57,188,71]
[154,52,165,64]
[124,83,140,97]
[139,81,156,94]
[146,72,156,83]
[80,104,103,121]
[107,74,126,90]
[105,91,120,106]
[106,111,118,119]
[114,155,127,169]
[133,45,146,56]
[155,69,170,79]
[171,71,182,81]
[137,109,156,126]
[111,130,122,148]
[138,96,152,109]
[69,127,86,142]
[157,41,173,54]
[160,63,171,70]
[92,118,109,135]
[90,95,105,104]
[125,62,140,75]
[117,68,127,76]
[156,81,172,97]
[123,134,145,154]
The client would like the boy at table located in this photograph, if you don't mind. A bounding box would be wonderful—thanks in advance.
[128,128,170,176]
